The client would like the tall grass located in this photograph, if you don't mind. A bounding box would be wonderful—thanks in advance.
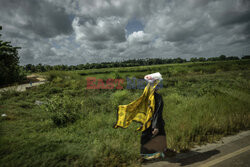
[0,60,249,166]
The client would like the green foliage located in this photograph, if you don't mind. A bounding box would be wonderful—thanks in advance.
[0,89,20,104]
[42,95,84,126]
[110,89,131,108]
[113,70,122,79]
[0,60,250,166]
[0,26,24,86]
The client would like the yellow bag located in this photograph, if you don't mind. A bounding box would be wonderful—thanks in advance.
[114,81,159,131]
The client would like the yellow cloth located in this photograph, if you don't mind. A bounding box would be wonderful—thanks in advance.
[114,81,159,131]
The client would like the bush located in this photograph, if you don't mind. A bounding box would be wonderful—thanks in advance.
[48,87,63,94]
[110,90,131,106]
[42,95,83,126]
[113,71,122,79]
[46,71,62,81]
[0,26,25,86]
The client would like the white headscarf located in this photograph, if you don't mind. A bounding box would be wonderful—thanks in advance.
[144,72,163,83]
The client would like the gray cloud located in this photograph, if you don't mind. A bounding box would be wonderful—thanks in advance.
[0,0,73,38]
[73,16,126,42]
[91,42,108,50]
[0,0,249,65]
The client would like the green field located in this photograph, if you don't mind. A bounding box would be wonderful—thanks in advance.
[1,60,250,166]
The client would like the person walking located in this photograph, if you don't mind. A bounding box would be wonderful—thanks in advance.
[114,72,166,161]
[140,86,166,160]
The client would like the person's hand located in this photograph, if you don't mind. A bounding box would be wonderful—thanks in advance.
[152,128,159,136]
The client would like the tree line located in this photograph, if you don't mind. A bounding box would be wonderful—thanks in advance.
[1,25,250,86]
[23,55,250,73]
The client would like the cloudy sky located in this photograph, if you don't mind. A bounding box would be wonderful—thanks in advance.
[0,0,250,65]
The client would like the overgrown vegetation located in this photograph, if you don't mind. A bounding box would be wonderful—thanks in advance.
[0,60,250,166]
[42,95,84,126]
[0,26,25,86]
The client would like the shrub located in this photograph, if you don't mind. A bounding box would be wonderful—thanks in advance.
[110,90,131,105]
[0,89,20,102]
[113,71,122,79]
[42,95,83,126]
[48,87,63,94]
[0,26,25,86]
[46,72,56,81]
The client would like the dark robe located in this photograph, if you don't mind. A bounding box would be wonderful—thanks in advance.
[140,91,166,154]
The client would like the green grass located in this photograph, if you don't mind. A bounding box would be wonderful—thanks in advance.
[0,60,250,166]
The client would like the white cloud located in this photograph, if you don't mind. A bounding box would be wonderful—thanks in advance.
[127,31,152,44]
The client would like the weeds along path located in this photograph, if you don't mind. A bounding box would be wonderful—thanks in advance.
[0,81,46,92]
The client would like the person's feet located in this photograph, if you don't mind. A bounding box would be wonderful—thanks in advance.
[141,152,165,161]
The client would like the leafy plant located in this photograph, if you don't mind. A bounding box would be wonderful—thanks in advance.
[42,95,83,126]
[0,26,25,86]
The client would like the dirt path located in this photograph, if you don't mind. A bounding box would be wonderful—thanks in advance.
[0,81,46,92]
[0,74,46,93]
